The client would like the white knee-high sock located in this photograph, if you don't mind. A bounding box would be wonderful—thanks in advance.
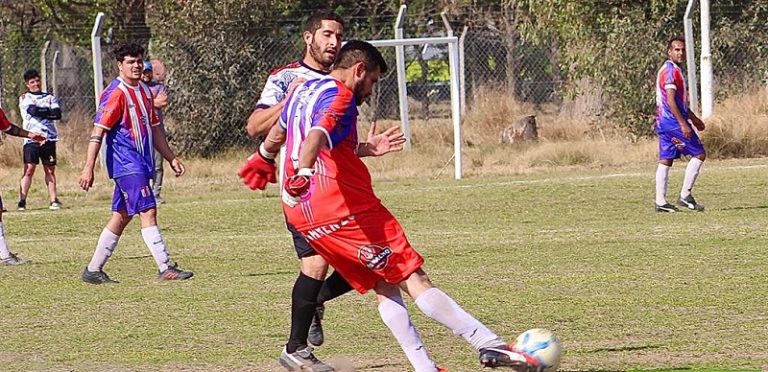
[655,164,671,205]
[681,158,704,198]
[141,226,170,272]
[414,288,504,351]
[379,296,438,372]
[87,228,121,272]
[0,222,11,259]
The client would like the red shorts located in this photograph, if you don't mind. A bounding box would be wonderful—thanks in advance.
[299,205,424,293]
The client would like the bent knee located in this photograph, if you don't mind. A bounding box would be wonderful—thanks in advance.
[300,255,328,280]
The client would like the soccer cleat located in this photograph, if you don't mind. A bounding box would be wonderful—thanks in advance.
[308,304,325,347]
[479,344,540,371]
[1,253,29,266]
[17,200,26,211]
[49,199,62,210]
[158,262,194,281]
[655,203,679,213]
[678,194,704,211]
[279,346,335,372]
[81,268,119,284]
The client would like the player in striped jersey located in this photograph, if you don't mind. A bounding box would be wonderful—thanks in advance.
[280,40,538,372]
[0,108,46,265]
[654,37,706,212]
[78,43,193,284]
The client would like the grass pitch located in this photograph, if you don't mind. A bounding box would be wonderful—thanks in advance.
[1,159,767,371]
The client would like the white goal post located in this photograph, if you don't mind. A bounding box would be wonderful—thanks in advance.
[367,35,463,180]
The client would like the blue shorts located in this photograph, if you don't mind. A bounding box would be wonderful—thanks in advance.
[112,174,156,216]
[658,129,705,160]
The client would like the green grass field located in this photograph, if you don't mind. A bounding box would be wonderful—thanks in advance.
[1,159,767,371]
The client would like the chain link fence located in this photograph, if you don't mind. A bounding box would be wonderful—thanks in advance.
[1,9,766,156]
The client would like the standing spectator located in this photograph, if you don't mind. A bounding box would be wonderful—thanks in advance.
[141,60,169,204]
[18,69,62,211]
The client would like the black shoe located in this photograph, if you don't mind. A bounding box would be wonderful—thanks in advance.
[308,304,325,347]
[279,346,335,371]
[655,203,680,213]
[17,200,26,211]
[678,194,704,211]
[49,199,62,211]
[1,253,29,266]
[82,268,119,284]
[158,262,194,281]
[479,345,539,371]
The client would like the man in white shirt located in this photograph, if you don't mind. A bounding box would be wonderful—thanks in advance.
[18,69,62,211]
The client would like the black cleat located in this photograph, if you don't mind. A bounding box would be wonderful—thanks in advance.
[678,194,704,211]
[655,203,680,213]
[17,200,26,211]
[308,304,325,347]
[158,262,194,281]
[279,346,335,371]
[479,345,540,371]
[82,268,119,284]
[1,253,29,266]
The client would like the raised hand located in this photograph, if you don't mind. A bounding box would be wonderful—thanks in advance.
[362,122,406,157]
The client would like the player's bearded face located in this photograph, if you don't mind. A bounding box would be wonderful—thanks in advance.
[308,21,342,69]
[353,65,381,105]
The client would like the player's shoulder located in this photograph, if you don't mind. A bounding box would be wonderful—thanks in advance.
[269,61,303,76]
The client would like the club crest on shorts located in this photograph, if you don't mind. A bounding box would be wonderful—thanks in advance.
[140,186,151,198]
[358,245,392,271]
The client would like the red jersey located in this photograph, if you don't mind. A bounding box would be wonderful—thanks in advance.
[0,108,12,132]
[281,78,380,230]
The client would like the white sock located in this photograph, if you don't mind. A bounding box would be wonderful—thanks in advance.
[0,222,11,259]
[681,157,704,198]
[87,228,121,272]
[379,296,438,372]
[414,288,504,351]
[655,164,671,205]
[141,226,170,272]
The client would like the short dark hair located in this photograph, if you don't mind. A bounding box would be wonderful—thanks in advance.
[23,69,40,81]
[114,43,145,62]
[304,10,344,35]
[667,36,686,50]
[334,40,388,74]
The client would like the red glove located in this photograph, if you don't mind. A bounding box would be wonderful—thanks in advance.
[282,168,314,207]
[238,148,277,191]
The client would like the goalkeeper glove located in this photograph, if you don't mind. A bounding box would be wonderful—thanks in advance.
[238,144,277,190]
[282,167,314,207]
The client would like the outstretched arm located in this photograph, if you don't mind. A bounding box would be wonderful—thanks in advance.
[357,122,406,157]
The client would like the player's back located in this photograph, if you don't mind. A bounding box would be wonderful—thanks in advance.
[281,78,380,229]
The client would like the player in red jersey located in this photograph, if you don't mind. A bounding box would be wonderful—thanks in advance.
[280,40,539,372]
[0,108,46,265]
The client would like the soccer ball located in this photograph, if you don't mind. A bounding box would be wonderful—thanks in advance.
[513,328,562,372]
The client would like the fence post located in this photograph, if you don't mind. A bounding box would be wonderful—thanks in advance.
[700,0,713,119]
[41,40,51,92]
[91,12,106,109]
[394,5,410,150]
[52,50,60,96]
[684,0,699,114]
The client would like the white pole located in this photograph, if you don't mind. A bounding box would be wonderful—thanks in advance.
[91,12,106,109]
[459,26,468,117]
[51,50,60,96]
[447,38,462,180]
[40,40,50,92]
[394,5,411,150]
[684,0,699,114]
[700,0,713,119]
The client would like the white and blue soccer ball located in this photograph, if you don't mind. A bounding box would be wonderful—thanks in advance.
[513,328,562,372]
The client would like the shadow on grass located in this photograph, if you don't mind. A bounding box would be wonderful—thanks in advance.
[717,205,768,211]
